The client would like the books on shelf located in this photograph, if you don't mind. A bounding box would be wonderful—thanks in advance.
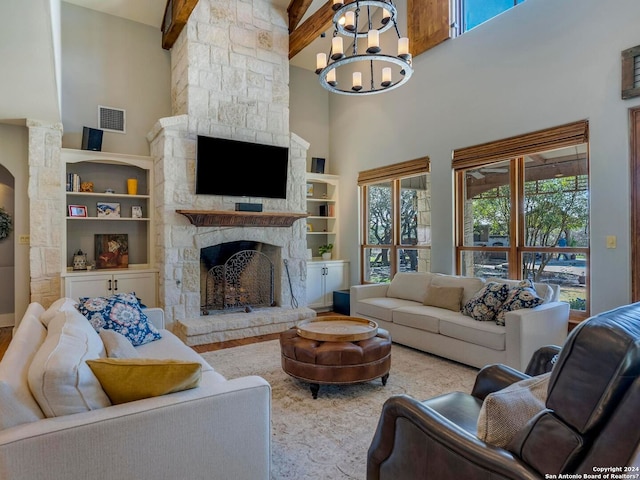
[67,173,81,192]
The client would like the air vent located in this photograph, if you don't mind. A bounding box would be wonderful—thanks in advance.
[98,106,126,133]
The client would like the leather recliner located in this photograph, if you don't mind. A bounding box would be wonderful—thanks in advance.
[367,302,640,479]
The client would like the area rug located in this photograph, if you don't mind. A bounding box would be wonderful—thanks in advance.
[200,340,478,480]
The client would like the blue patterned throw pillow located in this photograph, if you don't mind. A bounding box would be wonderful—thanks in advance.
[76,292,161,346]
[495,280,544,326]
[462,282,510,322]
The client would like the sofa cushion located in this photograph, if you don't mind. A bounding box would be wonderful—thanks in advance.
[76,292,162,346]
[355,297,419,323]
[391,306,441,333]
[0,381,41,430]
[136,329,216,372]
[423,285,464,312]
[99,329,140,359]
[439,314,506,351]
[86,358,202,404]
[477,373,550,447]
[40,297,78,326]
[495,280,545,326]
[431,274,485,305]
[28,309,111,417]
[462,282,511,322]
[386,272,433,303]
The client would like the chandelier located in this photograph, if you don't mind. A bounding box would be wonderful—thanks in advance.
[315,0,413,96]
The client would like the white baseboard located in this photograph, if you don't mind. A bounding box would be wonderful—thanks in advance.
[0,313,15,328]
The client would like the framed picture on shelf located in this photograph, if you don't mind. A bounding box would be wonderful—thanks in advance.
[96,202,121,218]
[131,206,143,218]
[306,183,314,197]
[95,234,129,269]
[68,205,87,218]
[311,157,325,174]
[306,223,313,232]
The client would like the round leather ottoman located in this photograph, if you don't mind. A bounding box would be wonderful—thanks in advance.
[279,326,392,398]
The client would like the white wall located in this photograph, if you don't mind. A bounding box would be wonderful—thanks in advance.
[290,66,331,172]
[60,3,171,155]
[301,0,640,314]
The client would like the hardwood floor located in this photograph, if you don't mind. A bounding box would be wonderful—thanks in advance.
[0,311,339,360]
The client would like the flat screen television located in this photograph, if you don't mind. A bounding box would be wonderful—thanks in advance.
[196,135,289,199]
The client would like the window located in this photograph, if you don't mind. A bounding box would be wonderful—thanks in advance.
[359,158,431,283]
[453,121,590,320]
[455,0,526,35]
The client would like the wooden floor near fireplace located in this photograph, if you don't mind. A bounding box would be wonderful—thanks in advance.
[0,311,343,360]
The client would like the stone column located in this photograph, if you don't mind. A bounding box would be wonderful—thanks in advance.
[27,120,63,307]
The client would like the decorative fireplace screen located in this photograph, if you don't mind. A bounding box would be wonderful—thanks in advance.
[203,250,274,312]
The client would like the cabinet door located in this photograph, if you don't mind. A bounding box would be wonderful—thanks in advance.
[324,263,349,305]
[113,272,158,307]
[306,263,326,308]
[65,274,112,300]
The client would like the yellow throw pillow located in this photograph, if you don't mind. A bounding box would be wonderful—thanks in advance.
[423,285,464,312]
[86,358,202,405]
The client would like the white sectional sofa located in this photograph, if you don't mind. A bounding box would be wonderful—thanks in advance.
[350,272,570,371]
[0,301,271,480]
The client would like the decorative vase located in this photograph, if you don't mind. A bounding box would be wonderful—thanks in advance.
[322,252,332,260]
[127,178,138,195]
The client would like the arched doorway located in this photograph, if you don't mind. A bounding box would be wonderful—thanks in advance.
[0,165,15,326]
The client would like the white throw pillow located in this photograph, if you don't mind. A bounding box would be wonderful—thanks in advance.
[386,272,434,303]
[28,309,111,417]
[100,329,140,359]
[477,372,551,448]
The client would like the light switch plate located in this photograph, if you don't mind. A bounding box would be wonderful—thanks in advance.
[606,235,617,249]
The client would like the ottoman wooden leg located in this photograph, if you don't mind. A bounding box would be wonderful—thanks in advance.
[381,373,389,386]
[310,383,320,399]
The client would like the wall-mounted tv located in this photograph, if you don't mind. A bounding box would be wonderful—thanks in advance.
[196,135,289,199]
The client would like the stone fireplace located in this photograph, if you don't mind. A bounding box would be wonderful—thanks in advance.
[146,0,315,344]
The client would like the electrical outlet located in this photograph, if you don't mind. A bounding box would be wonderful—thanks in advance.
[18,234,30,245]
[606,235,616,249]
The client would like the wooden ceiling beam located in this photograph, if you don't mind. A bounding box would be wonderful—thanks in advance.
[289,0,357,59]
[161,0,199,50]
[287,0,315,32]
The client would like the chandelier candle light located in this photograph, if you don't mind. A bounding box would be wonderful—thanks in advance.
[315,0,413,95]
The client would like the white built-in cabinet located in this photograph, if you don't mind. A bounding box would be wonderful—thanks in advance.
[306,260,350,310]
[60,148,158,307]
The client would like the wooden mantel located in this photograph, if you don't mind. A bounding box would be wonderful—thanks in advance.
[176,210,308,227]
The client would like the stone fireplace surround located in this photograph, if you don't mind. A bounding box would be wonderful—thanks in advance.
[144,0,317,343]
[24,0,318,341]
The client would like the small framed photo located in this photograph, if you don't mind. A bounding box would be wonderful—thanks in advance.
[311,157,326,174]
[131,206,143,218]
[306,223,313,232]
[68,205,87,217]
[306,183,314,197]
[97,202,121,218]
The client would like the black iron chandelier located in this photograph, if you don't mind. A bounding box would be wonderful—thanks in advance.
[315,0,413,95]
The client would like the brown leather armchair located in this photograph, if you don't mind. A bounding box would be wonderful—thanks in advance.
[367,302,640,479]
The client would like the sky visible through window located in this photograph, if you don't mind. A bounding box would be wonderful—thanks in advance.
[463,0,526,32]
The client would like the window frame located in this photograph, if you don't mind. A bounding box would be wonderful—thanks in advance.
[359,158,431,284]
[453,121,590,323]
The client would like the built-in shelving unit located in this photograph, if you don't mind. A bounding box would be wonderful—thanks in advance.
[305,172,348,311]
[306,172,339,259]
[60,148,158,306]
